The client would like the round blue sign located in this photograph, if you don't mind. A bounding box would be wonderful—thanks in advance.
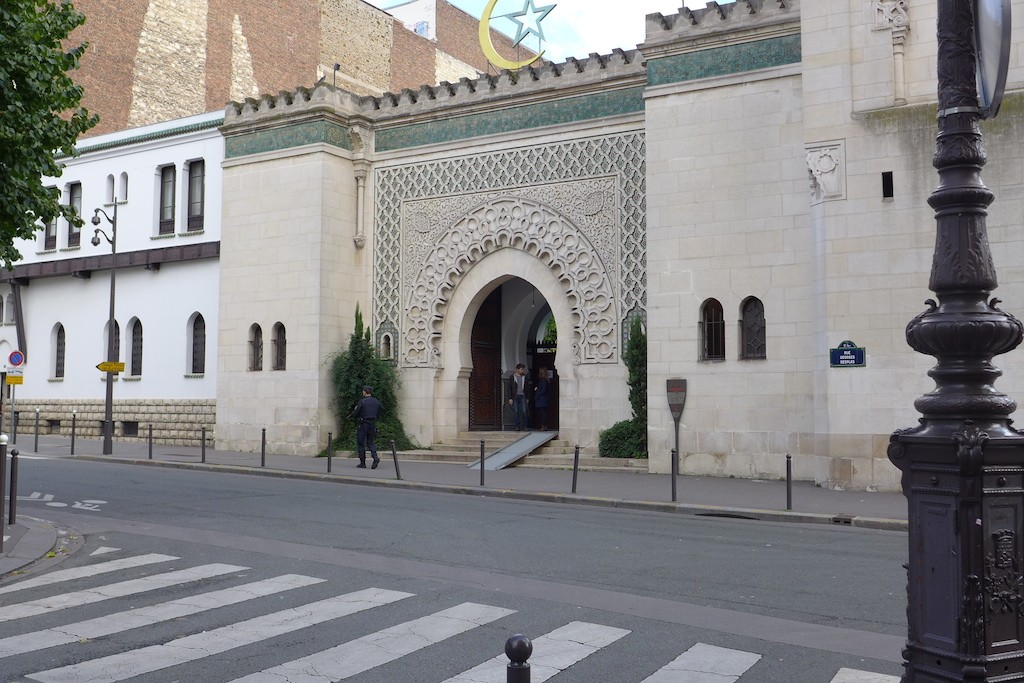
[9,351,24,366]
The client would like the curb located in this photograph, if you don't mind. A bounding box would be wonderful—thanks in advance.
[71,454,908,531]
[0,516,59,576]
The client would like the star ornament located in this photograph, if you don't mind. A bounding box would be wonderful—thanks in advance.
[502,0,557,48]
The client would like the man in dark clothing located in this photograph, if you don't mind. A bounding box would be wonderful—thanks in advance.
[350,385,381,468]
[508,363,529,431]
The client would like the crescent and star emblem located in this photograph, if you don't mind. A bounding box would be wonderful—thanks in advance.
[478,0,556,71]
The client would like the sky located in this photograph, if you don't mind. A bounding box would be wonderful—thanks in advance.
[370,0,732,63]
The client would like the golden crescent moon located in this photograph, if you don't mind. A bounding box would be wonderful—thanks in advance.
[478,0,544,71]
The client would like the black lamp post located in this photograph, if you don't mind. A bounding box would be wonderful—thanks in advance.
[91,201,119,456]
[887,1,1019,681]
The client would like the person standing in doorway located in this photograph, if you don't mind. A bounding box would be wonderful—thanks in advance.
[508,363,528,431]
[350,385,380,468]
[534,367,550,431]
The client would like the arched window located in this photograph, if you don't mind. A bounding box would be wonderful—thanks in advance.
[380,333,392,360]
[119,172,129,202]
[53,324,66,379]
[272,322,286,371]
[248,324,263,371]
[5,294,13,323]
[129,318,143,375]
[700,299,725,361]
[103,320,120,361]
[739,297,766,360]
[190,313,206,374]
[106,174,115,203]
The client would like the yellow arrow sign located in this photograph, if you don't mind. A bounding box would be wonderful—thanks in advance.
[97,361,126,373]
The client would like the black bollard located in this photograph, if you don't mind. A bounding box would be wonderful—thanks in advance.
[33,408,39,452]
[8,448,18,524]
[506,634,532,683]
[571,444,580,493]
[148,424,153,460]
[261,428,266,467]
[12,411,17,445]
[786,454,793,511]
[327,431,333,473]
[391,440,401,480]
[480,439,485,486]
[201,426,206,463]
[671,448,678,502]
[70,412,77,455]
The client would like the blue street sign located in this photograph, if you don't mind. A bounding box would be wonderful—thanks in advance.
[830,340,866,367]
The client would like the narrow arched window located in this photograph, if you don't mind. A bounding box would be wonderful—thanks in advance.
[5,294,13,323]
[119,172,129,202]
[190,314,206,374]
[103,320,120,361]
[272,322,286,371]
[380,333,392,360]
[130,318,143,375]
[700,299,725,361]
[249,323,263,371]
[53,324,66,378]
[739,297,766,360]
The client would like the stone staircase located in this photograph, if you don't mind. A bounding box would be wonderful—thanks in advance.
[399,431,648,472]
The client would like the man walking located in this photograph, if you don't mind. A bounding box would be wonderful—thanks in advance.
[508,363,529,431]
[350,385,381,468]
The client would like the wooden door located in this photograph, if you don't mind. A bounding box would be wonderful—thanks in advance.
[469,289,502,430]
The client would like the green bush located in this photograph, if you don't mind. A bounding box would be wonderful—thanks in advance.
[328,305,417,453]
[599,418,646,459]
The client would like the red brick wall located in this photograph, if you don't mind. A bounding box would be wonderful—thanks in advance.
[389,23,438,93]
[435,0,537,74]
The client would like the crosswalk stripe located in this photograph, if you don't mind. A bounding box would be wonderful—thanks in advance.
[829,669,901,683]
[230,601,517,682]
[26,587,414,683]
[443,620,630,683]
[640,643,761,682]
[1,563,247,622]
[0,553,178,595]
[0,573,324,659]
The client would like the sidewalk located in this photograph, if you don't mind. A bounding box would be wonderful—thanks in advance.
[1,434,908,575]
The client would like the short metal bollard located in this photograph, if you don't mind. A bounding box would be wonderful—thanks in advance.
[327,432,333,473]
[13,410,19,444]
[70,411,77,455]
[8,448,18,525]
[480,439,486,487]
[201,426,207,463]
[148,424,153,460]
[391,440,402,480]
[506,634,532,683]
[261,428,267,467]
[571,444,580,493]
[786,453,793,511]
[34,408,40,452]
[671,448,678,502]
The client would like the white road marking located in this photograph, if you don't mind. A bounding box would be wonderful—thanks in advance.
[89,546,120,556]
[1,563,246,622]
[443,620,630,683]
[0,574,324,658]
[0,553,178,595]
[230,601,517,682]
[829,669,901,683]
[640,643,761,682]
[27,587,414,683]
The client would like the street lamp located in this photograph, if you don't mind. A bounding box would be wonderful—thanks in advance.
[887,1,1020,681]
[91,201,119,455]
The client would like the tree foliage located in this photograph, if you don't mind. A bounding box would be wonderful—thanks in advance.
[329,306,416,452]
[0,0,97,266]
[599,316,648,458]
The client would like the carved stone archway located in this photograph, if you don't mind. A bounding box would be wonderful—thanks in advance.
[404,198,617,367]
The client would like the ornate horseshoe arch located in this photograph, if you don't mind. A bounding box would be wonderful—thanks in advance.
[404,198,617,367]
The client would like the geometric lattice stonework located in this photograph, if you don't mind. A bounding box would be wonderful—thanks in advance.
[374,131,646,356]
[405,197,617,367]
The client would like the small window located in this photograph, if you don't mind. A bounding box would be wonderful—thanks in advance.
[119,172,129,202]
[739,297,767,360]
[106,175,115,203]
[187,160,205,231]
[5,294,13,323]
[882,171,894,199]
[700,299,725,361]
[53,323,66,378]
[121,421,139,437]
[159,166,176,235]
[380,333,392,360]
[249,324,263,371]
[67,182,82,247]
[190,313,206,374]
[130,318,143,376]
[44,188,58,250]
[103,319,121,362]
[272,322,286,371]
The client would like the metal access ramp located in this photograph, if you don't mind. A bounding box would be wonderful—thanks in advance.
[467,431,558,471]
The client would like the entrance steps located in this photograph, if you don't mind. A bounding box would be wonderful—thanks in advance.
[399,431,649,472]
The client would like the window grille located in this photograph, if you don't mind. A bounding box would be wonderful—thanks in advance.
[740,297,767,359]
[272,323,286,371]
[55,325,66,378]
[191,314,206,374]
[249,324,263,371]
[131,320,143,375]
[700,299,726,361]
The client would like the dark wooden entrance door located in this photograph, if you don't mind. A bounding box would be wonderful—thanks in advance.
[469,288,502,430]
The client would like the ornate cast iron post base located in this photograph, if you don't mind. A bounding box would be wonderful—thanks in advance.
[888,0,1024,681]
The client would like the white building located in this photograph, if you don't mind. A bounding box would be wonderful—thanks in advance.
[0,111,224,442]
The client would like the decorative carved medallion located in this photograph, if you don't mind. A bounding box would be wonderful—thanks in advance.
[806,142,846,204]
[874,0,910,31]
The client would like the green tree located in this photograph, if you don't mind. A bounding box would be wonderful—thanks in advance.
[0,0,97,267]
[599,316,647,458]
[329,306,416,452]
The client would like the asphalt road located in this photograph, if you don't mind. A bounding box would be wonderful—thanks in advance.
[1,456,908,682]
